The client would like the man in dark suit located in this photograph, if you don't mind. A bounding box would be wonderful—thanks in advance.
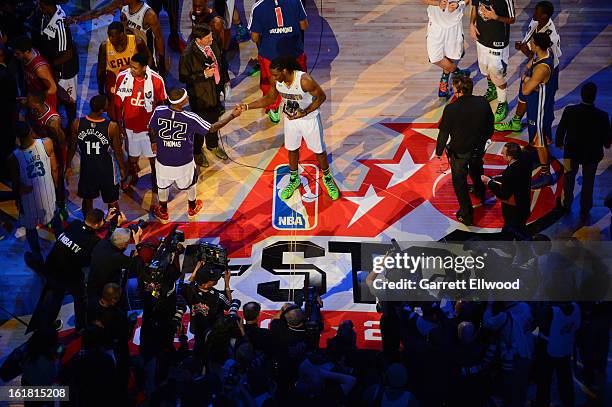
[482,142,532,240]
[179,23,228,168]
[436,76,494,226]
[555,82,611,220]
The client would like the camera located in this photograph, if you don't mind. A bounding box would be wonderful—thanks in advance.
[195,242,228,267]
[226,299,241,321]
[128,219,147,234]
[172,304,187,330]
[144,225,185,298]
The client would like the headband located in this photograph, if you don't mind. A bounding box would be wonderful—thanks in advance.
[169,89,188,105]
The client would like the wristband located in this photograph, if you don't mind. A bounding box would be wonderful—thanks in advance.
[458,0,466,6]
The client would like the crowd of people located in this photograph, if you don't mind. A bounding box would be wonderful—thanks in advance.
[0,0,610,406]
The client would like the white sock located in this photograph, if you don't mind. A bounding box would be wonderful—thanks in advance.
[158,187,169,202]
[187,185,197,201]
[497,87,507,103]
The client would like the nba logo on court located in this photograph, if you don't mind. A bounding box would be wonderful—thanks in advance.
[272,164,319,230]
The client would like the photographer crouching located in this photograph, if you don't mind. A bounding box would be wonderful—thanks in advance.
[88,219,146,306]
[181,260,232,358]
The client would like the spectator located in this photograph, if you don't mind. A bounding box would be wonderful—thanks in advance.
[248,0,308,123]
[362,363,419,406]
[482,142,532,240]
[88,226,143,302]
[32,0,79,125]
[454,321,489,407]
[534,301,580,407]
[179,23,228,168]
[61,328,120,405]
[20,328,60,388]
[483,302,534,407]
[87,283,132,400]
[294,351,357,404]
[243,301,273,355]
[556,82,611,220]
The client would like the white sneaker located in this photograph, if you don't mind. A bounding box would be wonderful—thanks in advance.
[15,226,26,238]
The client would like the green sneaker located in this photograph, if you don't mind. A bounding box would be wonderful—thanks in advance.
[268,107,281,123]
[281,175,301,200]
[495,116,521,132]
[208,146,228,160]
[484,85,497,102]
[323,174,340,200]
[494,102,509,123]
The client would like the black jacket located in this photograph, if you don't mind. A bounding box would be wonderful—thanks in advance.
[487,157,532,227]
[46,220,101,282]
[88,238,140,299]
[556,103,611,164]
[436,95,494,157]
[178,41,223,112]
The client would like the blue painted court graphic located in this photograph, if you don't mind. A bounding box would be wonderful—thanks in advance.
[272,164,319,230]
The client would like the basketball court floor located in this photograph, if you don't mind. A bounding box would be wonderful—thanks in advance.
[0,0,610,379]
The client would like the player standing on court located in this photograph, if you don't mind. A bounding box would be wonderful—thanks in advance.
[239,56,340,201]
[470,0,515,122]
[97,21,150,120]
[495,1,560,133]
[517,33,556,189]
[8,122,61,264]
[67,95,126,217]
[114,52,167,192]
[148,88,243,221]
[422,0,471,99]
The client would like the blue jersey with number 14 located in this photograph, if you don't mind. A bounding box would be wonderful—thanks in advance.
[148,106,211,167]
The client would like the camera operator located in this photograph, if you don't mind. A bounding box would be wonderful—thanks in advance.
[87,283,133,400]
[27,208,121,334]
[88,225,145,304]
[181,260,232,357]
[138,241,183,361]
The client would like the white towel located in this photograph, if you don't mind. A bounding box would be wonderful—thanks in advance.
[41,6,66,39]
[116,66,155,113]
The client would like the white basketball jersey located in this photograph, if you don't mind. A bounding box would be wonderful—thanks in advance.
[121,2,151,43]
[15,139,56,229]
[427,3,465,28]
[276,71,319,120]
[522,19,562,68]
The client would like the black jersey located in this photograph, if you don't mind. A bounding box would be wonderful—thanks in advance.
[77,117,118,179]
[474,0,515,49]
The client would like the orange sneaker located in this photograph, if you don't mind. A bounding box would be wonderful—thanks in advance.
[188,200,203,217]
[152,205,169,222]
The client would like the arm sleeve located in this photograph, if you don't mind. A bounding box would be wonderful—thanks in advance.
[217,291,231,309]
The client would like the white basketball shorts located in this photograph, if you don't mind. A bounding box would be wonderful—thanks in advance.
[284,114,326,154]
